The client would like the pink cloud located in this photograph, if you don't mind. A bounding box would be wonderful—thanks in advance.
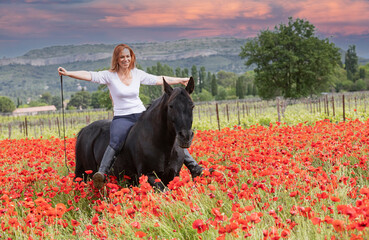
[284,0,369,35]
[96,0,274,27]
[93,0,369,37]
[1,0,369,43]
[0,7,66,36]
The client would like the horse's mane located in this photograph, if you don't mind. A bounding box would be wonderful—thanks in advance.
[143,87,185,115]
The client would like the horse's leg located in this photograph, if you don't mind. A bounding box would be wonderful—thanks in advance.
[74,157,85,180]
[147,173,166,192]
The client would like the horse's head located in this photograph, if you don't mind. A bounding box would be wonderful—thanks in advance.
[163,77,195,148]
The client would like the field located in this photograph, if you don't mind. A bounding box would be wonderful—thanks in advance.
[0,95,369,239]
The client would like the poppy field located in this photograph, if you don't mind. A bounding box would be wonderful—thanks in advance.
[1,119,369,239]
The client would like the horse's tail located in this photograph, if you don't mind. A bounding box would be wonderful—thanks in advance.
[74,120,108,180]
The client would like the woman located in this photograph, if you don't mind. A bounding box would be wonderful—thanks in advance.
[58,44,203,189]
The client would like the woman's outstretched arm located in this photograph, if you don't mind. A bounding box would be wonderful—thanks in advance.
[156,76,190,86]
[58,67,92,81]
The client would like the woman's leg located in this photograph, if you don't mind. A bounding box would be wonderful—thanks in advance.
[93,114,140,189]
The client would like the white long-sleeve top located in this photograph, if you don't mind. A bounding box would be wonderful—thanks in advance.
[90,68,157,116]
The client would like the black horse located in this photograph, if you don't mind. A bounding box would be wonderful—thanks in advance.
[74,77,195,190]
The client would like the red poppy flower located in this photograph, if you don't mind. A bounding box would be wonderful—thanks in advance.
[332,219,345,232]
[135,231,146,238]
[192,219,209,234]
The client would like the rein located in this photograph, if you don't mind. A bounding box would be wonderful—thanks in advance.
[60,75,70,173]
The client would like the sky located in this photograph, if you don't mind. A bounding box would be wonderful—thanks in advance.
[1,0,369,58]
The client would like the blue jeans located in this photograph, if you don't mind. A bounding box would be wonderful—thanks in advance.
[109,113,142,151]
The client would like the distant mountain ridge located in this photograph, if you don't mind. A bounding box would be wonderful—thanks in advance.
[0,37,246,67]
[0,37,252,102]
[1,37,368,103]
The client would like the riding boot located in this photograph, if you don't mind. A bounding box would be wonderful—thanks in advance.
[183,149,204,179]
[92,145,117,189]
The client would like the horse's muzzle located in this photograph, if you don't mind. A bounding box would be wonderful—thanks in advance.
[177,130,194,148]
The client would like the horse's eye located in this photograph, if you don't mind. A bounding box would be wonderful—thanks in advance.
[169,105,173,109]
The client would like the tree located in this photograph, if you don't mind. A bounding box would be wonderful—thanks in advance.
[191,65,199,93]
[0,96,16,113]
[236,76,245,99]
[211,74,218,96]
[51,96,62,110]
[240,17,341,99]
[199,66,206,93]
[175,67,181,77]
[182,68,189,78]
[91,92,101,109]
[205,71,212,92]
[345,45,359,81]
[359,68,366,79]
[67,89,91,110]
[95,85,112,110]
[40,92,53,105]
[217,71,237,87]
[215,86,227,101]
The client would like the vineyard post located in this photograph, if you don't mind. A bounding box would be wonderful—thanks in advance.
[237,101,240,125]
[216,103,220,131]
[56,117,61,138]
[318,99,321,113]
[277,98,281,122]
[8,123,11,139]
[363,93,366,113]
[355,97,357,115]
[198,107,201,121]
[226,104,229,122]
[326,95,329,116]
[332,96,335,117]
[343,95,346,122]
[25,117,28,138]
[40,119,43,137]
[208,104,212,124]
[348,96,351,111]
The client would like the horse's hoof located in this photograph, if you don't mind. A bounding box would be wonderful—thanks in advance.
[191,165,204,179]
[92,172,105,189]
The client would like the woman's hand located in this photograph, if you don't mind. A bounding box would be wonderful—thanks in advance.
[180,78,190,86]
[57,67,92,81]
[58,67,68,76]
[157,76,192,86]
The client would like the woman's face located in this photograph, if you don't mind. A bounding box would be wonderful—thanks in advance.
[118,48,131,70]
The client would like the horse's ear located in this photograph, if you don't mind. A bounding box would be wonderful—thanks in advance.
[163,77,173,95]
[185,77,194,94]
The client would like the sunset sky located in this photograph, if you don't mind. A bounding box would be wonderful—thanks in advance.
[1,0,369,58]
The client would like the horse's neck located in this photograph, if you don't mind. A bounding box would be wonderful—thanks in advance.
[144,97,176,143]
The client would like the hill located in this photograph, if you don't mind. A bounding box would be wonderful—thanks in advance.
[0,37,252,102]
[1,37,368,103]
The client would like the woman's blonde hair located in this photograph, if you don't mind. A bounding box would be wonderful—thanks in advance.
[110,44,136,72]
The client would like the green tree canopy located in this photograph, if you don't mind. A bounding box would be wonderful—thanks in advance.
[240,17,341,99]
[0,96,16,113]
[67,89,91,110]
[51,96,62,109]
[211,74,218,96]
[236,76,246,99]
[40,92,53,105]
[345,45,359,81]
